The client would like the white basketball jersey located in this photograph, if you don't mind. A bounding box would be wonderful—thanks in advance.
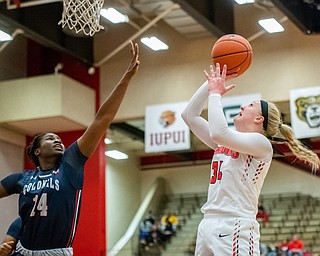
[201,146,271,218]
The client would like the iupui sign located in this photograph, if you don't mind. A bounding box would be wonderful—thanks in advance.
[145,102,190,153]
[290,86,320,139]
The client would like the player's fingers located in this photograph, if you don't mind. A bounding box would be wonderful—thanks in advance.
[2,243,12,249]
[129,40,134,55]
[225,84,236,92]
[0,243,12,254]
[215,63,220,77]
[203,70,209,79]
[135,42,139,57]
[208,65,214,77]
[221,64,227,79]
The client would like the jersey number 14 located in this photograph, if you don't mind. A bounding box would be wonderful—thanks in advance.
[30,193,48,217]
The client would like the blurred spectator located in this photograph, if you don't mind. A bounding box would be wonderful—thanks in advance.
[145,210,156,225]
[160,212,170,226]
[266,243,278,256]
[279,239,289,256]
[167,212,179,233]
[260,242,268,256]
[149,225,160,245]
[287,234,304,256]
[160,213,174,243]
[139,219,153,244]
[260,242,278,256]
[256,201,269,226]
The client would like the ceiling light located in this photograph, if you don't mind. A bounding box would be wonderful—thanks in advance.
[100,8,129,24]
[258,18,284,33]
[140,37,169,51]
[0,30,13,42]
[105,150,128,160]
[104,138,112,144]
[235,0,255,4]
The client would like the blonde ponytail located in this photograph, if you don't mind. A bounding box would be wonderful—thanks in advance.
[264,101,320,173]
[279,124,320,172]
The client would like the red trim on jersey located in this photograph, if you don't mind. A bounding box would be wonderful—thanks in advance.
[66,190,82,247]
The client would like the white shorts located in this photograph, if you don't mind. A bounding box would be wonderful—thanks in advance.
[16,241,73,256]
[195,216,260,256]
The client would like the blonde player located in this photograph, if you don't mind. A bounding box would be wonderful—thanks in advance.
[181,63,319,255]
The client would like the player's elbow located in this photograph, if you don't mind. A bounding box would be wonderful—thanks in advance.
[209,130,225,144]
[181,111,188,125]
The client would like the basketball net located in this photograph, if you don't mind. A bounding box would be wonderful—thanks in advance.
[58,0,104,36]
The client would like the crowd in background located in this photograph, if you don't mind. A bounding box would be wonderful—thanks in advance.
[260,234,306,256]
[138,210,179,256]
[258,202,313,256]
[137,200,320,256]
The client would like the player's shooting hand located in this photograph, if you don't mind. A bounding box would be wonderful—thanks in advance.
[0,241,14,256]
[204,63,236,96]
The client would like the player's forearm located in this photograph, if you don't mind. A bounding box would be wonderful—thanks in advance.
[181,81,208,125]
[0,184,9,199]
[77,41,139,157]
[95,74,133,126]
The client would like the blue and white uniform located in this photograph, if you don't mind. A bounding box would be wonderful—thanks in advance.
[1,142,87,255]
[182,82,273,256]
[7,217,22,240]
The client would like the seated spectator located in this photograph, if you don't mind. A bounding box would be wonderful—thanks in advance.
[287,234,304,256]
[160,212,170,226]
[279,239,289,256]
[256,201,269,226]
[144,210,156,225]
[266,243,278,256]
[149,224,165,248]
[139,219,153,245]
[167,211,179,233]
[260,242,268,256]
[160,215,174,244]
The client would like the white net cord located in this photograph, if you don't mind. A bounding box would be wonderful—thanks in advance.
[59,0,104,36]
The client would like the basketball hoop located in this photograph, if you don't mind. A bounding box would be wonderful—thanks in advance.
[58,0,105,36]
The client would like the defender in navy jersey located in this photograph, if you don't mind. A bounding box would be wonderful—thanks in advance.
[0,41,140,255]
[182,63,319,256]
[2,141,86,251]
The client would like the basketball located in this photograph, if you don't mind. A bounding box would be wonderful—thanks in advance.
[211,34,253,77]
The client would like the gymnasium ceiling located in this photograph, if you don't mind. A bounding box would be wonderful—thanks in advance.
[0,0,319,172]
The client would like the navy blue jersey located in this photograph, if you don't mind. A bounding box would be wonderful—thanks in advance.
[7,217,22,240]
[1,142,87,250]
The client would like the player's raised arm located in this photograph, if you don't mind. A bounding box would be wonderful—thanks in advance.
[77,41,140,158]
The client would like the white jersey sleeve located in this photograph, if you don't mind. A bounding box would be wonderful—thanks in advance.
[181,81,218,150]
[208,94,273,160]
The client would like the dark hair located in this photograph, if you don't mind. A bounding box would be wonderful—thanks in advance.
[26,133,47,167]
